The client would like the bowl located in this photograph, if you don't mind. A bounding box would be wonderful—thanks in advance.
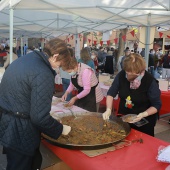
[121,114,137,123]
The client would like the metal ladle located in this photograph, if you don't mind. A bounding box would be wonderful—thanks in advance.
[68,108,78,119]
[102,120,108,130]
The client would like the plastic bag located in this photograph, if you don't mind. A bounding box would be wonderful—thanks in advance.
[165,165,170,170]
[157,145,170,163]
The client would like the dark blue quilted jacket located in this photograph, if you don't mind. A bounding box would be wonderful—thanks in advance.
[0,51,63,156]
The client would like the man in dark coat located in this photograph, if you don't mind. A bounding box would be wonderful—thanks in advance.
[104,50,114,74]
[0,38,71,170]
[148,53,155,77]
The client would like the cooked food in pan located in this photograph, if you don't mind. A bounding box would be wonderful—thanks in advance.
[44,116,127,145]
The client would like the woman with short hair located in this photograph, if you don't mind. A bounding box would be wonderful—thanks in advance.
[103,53,161,136]
[62,58,103,112]
[91,50,99,78]
[78,48,95,70]
[0,38,71,170]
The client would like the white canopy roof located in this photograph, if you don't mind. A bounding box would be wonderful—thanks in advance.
[0,0,170,38]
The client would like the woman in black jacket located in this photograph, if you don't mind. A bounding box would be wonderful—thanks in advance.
[103,53,161,137]
[0,38,71,170]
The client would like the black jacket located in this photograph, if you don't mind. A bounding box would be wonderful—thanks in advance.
[148,54,154,67]
[162,54,170,69]
[104,55,114,74]
[0,51,63,156]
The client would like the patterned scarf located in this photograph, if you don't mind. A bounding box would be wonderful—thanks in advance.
[130,71,145,89]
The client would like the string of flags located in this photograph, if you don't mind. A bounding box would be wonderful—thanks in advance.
[159,32,170,39]
[64,29,170,45]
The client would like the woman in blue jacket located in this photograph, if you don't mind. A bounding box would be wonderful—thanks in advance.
[0,38,71,170]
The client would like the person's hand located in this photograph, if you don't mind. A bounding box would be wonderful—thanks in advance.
[62,125,71,135]
[67,96,78,106]
[102,108,111,120]
[130,111,148,123]
[61,92,68,101]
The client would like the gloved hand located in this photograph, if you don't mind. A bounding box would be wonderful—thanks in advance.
[102,108,111,120]
[62,125,71,135]
[130,111,148,123]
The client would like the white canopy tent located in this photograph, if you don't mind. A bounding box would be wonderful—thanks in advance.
[0,0,170,65]
[1,0,170,37]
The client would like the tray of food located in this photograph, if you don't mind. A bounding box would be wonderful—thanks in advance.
[42,112,131,150]
[121,114,149,127]
[121,114,137,123]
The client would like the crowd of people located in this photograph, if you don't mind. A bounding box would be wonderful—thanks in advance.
[0,38,169,169]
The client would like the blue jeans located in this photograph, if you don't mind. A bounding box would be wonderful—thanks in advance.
[62,78,72,101]
[149,66,154,77]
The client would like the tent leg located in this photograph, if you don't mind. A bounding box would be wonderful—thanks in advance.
[9,7,13,64]
[75,33,80,60]
[144,26,150,70]
[144,14,151,71]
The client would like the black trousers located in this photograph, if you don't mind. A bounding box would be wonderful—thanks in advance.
[4,147,42,170]
[130,115,157,137]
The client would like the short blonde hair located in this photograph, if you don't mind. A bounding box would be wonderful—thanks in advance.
[123,53,146,73]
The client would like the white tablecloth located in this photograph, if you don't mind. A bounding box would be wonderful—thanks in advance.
[99,82,110,97]
[50,96,88,119]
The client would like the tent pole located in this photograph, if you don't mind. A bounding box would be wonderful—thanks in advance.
[75,33,80,60]
[144,13,151,71]
[9,6,13,64]
[21,36,23,56]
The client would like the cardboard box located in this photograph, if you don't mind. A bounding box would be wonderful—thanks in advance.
[157,79,169,91]
[99,74,110,83]
[43,162,72,170]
